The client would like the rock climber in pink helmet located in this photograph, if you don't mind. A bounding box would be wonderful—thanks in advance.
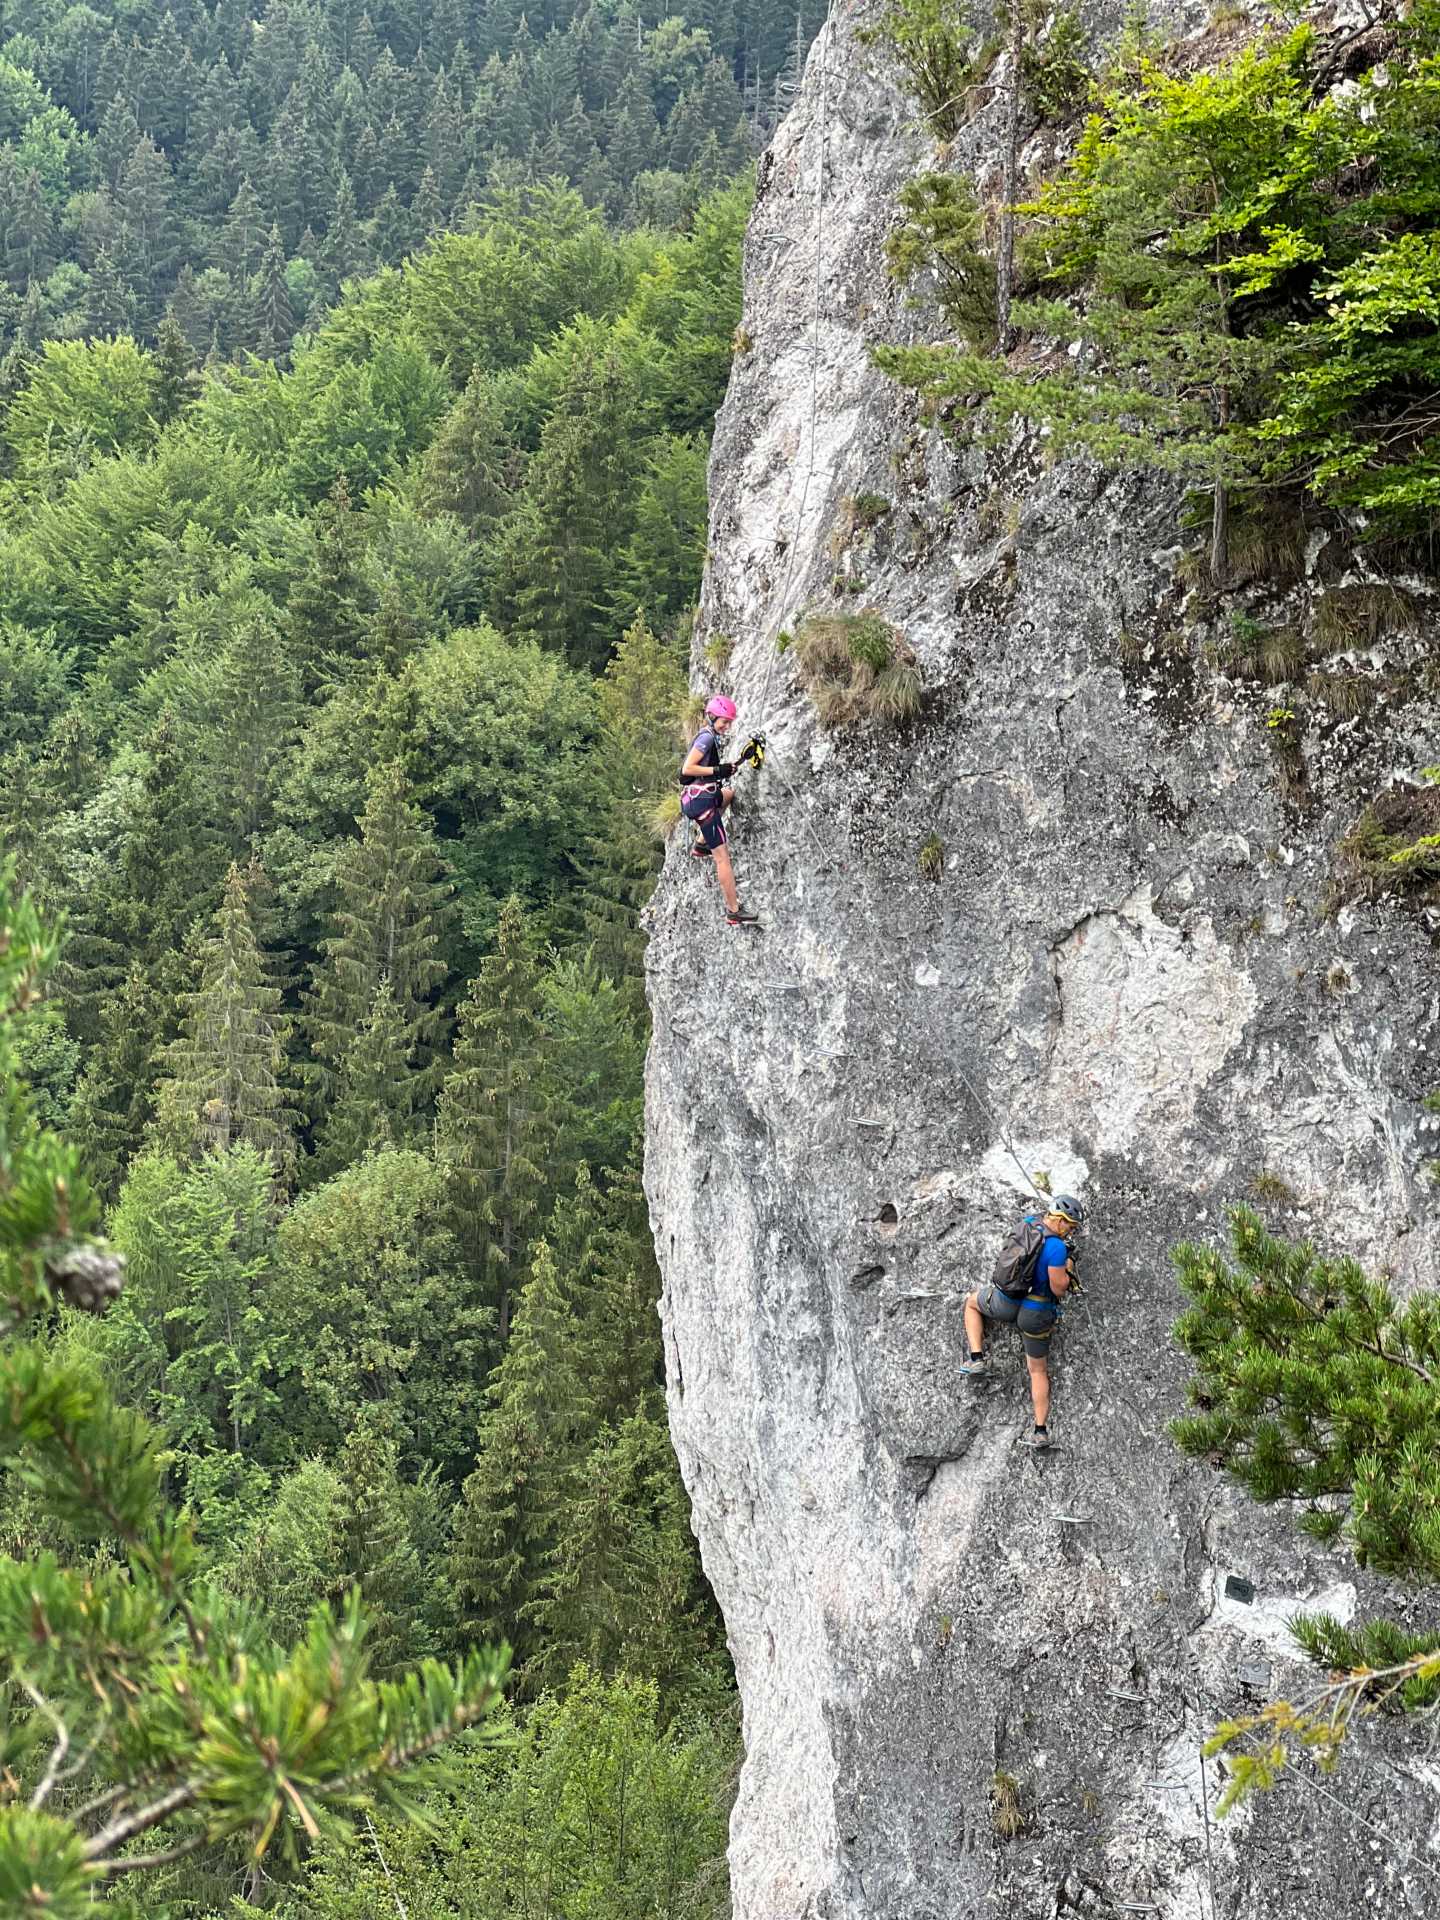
[679,695,761,927]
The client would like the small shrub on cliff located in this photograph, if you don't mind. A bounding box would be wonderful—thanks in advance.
[793,610,922,727]
[860,0,985,140]
[1008,0,1091,123]
[1333,776,1440,908]
[886,174,998,350]
[1310,583,1421,654]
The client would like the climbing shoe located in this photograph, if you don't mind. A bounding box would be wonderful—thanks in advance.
[689,841,713,860]
[957,1355,988,1376]
[726,904,760,928]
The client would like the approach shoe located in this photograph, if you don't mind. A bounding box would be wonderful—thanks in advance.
[957,1356,988,1376]
[726,903,760,928]
[1026,1425,1052,1450]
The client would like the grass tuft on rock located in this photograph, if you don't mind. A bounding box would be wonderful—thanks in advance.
[793,610,922,728]
[651,791,682,841]
[1310,584,1420,654]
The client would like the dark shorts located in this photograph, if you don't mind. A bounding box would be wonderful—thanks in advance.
[681,783,727,850]
[975,1284,1057,1361]
[1016,1302,1058,1361]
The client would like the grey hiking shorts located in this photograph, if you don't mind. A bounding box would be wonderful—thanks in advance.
[975,1282,1021,1327]
[975,1283,1056,1361]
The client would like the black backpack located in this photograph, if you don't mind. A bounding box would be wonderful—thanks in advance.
[991,1215,1046,1301]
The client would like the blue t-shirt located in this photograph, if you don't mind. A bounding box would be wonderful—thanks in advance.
[1027,1234,1070,1309]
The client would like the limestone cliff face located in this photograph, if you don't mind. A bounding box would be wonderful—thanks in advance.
[643,5,1440,1916]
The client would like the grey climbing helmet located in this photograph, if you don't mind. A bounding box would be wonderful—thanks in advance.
[1050,1193,1085,1226]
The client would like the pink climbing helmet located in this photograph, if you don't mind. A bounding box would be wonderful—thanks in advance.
[706,696,737,721]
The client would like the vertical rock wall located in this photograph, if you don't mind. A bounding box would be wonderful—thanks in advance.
[644,5,1440,1915]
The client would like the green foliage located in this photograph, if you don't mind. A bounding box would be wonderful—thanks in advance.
[1334,779,1440,908]
[1014,0,1091,123]
[0,54,751,1898]
[0,621,70,756]
[886,173,997,350]
[862,0,983,140]
[436,898,554,1332]
[849,492,892,531]
[1171,1206,1440,1578]
[303,762,452,1130]
[279,1667,734,1920]
[1171,1206,1440,1798]
[149,861,298,1177]
[0,875,508,1908]
[3,337,159,498]
[269,1149,491,1480]
[793,610,924,727]
[575,615,690,995]
[875,15,1440,541]
[102,1144,280,1514]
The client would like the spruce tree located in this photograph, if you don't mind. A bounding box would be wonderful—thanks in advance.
[531,1406,721,1699]
[574,613,687,994]
[448,1237,592,1662]
[287,471,374,671]
[250,221,294,359]
[7,170,55,286]
[152,308,198,423]
[487,349,645,666]
[81,241,136,336]
[150,861,297,1179]
[351,119,383,209]
[117,710,227,970]
[309,980,421,1184]
[204,604,303,855]
[66,961,167,1201]
[116,134,183,321]
[304,762,451,1121]
[332,1411,434,1677]
[95,93,141,190]
[320,167,368,289]
[369,180,410,264]
[411,162,444,238]
[435,895,552,1336]
[218,174,266,283]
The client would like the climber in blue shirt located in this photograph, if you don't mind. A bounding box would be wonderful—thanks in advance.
[957,1196,1085,1448]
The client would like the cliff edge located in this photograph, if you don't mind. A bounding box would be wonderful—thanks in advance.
[644,4,1440,1914]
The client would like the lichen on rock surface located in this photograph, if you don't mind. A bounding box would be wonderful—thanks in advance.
[643,4,1440,1916]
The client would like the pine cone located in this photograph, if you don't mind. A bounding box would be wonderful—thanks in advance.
[45,1246,126,1315]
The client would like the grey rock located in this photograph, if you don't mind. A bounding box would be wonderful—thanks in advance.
[645,4,1440,1917]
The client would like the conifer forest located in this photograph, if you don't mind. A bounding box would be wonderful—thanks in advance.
[0,1,833,1910]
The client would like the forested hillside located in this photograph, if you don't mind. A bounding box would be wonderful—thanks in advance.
[0,6,814,1910]
[0,0,827,354]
